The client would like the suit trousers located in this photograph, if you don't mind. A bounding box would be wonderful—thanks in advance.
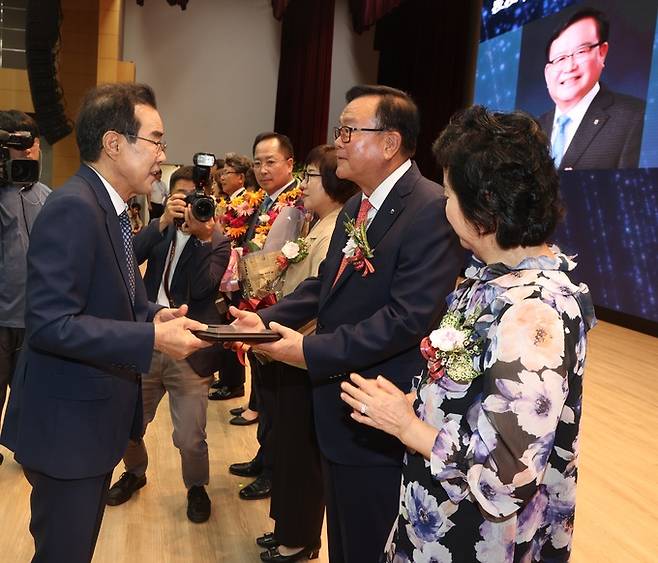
[321,457,401,563]
[24,467,111,563]
[0,326,24,418]
[249,352,277,476]
[122,350,212,489]
[218,346,245,389]
[270,363,324,547]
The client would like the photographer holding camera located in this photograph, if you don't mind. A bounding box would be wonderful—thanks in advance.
[0,110,50,467]
[106,162,230,523]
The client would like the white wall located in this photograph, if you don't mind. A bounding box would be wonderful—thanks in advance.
[123,0,281,164]
[122,0,378,164]
[327,0,379,143]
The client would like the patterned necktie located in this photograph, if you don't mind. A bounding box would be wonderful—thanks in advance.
[261,194,273,213]
[118,210,136,303]
[552,114,571,168]
[333,198,372,286]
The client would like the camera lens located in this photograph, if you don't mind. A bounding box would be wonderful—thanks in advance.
[192,196,216,222]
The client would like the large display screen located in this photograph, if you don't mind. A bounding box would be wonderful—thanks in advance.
[474,0,658,327]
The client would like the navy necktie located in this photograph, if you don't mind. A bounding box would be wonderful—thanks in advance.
[552,114,571,168]
[119,210,136,303]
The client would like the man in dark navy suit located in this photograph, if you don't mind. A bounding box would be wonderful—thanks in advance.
[232,85,463,562]
[106,165,230,523]
[0,83,209,563]
[540,8,645,170]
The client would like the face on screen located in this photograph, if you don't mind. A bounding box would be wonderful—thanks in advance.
[544,17,609,112]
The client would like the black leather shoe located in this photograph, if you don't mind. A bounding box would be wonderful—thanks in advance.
[229,406,246,416]
[210,379,223,389]
[229,413,258,426]
[209,385,245,401]
[260,544,320,562]
[107,472,146,506]
[256,532,278,549]
[239,475,272,500]
[229,458,262,477]
[187,485,211,523]
[0,452,4,466]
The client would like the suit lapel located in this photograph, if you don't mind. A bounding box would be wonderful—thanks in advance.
[321,163,415,304]
[561,88,612,170]
[77,165,136,314]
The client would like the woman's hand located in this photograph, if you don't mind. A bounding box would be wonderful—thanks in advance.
[340,374,417,441]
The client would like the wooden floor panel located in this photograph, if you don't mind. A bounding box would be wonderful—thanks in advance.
[1,320,656,562]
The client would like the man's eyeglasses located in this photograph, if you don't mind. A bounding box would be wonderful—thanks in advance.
[122,133,167,154]
[302,170,322,183]
[333,125,385,143]
[547,42,604,68]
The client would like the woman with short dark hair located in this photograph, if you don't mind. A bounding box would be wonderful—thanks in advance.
[341,106,596,562]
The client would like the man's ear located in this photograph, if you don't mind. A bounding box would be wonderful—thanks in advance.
[102,130,122,160]
[382,131,402,160]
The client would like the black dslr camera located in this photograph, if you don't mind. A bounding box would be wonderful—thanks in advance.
[185,152,216,222]
[0,129,40,186]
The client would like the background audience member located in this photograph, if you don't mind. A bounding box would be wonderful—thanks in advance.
[129,201,144,233]
[342,106,596,562]
[0,110,50,468]
[148,168,167,219]
[209,152,254,401]
[228,132,303,503]
[257,145,358,562]
[106,165,230,523]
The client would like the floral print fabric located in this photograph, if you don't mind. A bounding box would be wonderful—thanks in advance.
[386,249,596,563]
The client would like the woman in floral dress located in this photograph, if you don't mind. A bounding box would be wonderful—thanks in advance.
[341,106,596,562]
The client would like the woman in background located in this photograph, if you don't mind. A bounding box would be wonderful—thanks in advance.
[258,145,358,562]
[341,106,596,562]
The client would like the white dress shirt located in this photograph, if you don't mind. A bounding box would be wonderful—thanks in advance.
[551,82,600,159]
[362,159,412,227]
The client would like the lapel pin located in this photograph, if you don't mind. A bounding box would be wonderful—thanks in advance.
[593,119,599,125]
[389,208,395,214]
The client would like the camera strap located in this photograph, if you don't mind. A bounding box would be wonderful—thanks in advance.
[163,235,177,307]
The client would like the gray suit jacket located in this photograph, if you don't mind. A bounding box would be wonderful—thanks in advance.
[539,85,645,170]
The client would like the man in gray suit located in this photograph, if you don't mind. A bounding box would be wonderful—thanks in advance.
[539,8,645,170]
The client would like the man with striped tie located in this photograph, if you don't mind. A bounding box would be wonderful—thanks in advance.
[0,83,209,563]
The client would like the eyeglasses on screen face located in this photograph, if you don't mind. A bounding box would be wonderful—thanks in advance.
[547,42,604,68]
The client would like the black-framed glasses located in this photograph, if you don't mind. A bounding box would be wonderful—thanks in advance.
[333,125,385,143]
[302,170,322,182]
[122,133,167,154]
[547,41,604,67]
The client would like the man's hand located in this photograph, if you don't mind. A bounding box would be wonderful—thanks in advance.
[228,306,266,332]
[252,322,306,369]
[159,192,187,231]
[153,315,211,360]
[154,304,188,323]
[183,206,216,242]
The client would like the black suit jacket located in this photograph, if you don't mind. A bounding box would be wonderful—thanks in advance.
[259,163,464,466]
[539,85,645,170]
[133,219,230,376]
[0,165,160,479]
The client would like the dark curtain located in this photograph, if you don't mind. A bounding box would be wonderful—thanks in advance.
[349,0,403,33]
[375,0,481,179]
[273,0,335,163]
[271,0,289,20]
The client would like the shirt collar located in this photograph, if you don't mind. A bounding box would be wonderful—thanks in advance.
[554,82,600,124]
[365,159,412,211]
[86,164,127,216]
[268,178,296,203]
